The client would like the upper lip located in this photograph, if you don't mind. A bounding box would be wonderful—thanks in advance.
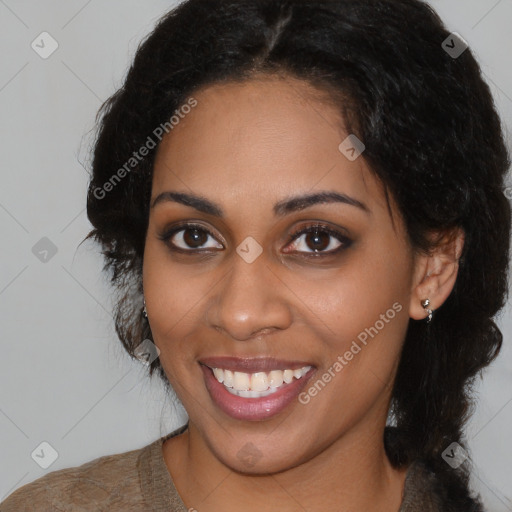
[199,356,314,373]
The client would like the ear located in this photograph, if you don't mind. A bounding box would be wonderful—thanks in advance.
[409,227,465,321]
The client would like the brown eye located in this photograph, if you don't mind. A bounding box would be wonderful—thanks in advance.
[160,223,223,251]
[304,229,331,252]
[284,224,353,255]
[182,227,209,248]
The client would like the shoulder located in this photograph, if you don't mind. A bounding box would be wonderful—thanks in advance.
[401,460,485,512]
[0,440,153,512]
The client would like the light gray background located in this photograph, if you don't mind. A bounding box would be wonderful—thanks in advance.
[0,0,511,509]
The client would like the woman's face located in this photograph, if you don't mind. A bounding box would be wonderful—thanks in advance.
[143,76,417,473]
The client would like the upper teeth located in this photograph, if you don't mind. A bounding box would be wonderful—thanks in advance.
[212,366,312,393]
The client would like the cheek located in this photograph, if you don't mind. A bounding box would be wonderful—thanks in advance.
[297,236,412,388]
[298,237,411,341]
[142,239,213,361]
[322,255,410,401]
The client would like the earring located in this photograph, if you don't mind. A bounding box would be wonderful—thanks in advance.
[142,298,148,319]
[421,298,433,323]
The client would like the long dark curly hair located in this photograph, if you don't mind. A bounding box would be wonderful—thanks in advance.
[85,0,511,502]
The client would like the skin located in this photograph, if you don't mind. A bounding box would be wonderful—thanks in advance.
[142,75,464,512]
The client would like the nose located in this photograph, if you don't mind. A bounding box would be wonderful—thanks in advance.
[207,253,293,341]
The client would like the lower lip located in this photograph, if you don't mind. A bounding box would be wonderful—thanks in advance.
[201,364,315,421]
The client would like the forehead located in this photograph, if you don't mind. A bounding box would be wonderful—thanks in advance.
[151,76,387,217]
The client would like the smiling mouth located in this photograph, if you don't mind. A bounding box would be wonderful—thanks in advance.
[199,356,316,420]
[207,366,312,398]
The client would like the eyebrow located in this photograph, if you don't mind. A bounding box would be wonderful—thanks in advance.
[150,190,370,217]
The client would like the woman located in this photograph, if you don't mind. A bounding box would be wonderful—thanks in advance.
[2,0,510,510]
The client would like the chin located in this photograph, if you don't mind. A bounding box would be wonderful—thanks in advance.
[217,447,303,475]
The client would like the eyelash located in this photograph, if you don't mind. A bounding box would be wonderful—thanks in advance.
[158,222,353,257]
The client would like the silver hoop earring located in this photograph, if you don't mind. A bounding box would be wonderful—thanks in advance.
[142,298,148,319]
[421,298,433,323]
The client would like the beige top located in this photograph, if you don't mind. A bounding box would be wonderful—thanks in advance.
[0,423,478,511]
